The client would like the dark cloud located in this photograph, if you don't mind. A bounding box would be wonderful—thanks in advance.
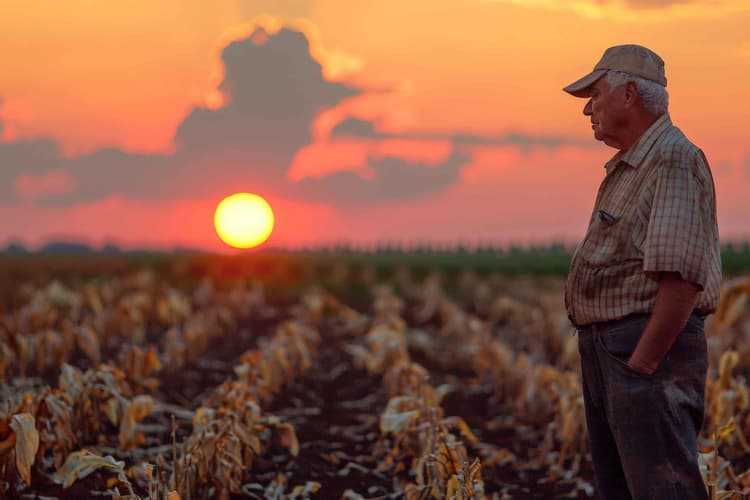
[330,116,584,151]
[1,27,361,205]
[450,132,583,150]
[0,25,589,209]
[330,117,383,138]
[293,150,471,203]
[0,139,64,200]
[174,28,359,156]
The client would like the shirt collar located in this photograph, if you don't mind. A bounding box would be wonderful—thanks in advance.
[618,113,672,169]
[603,151,624,174]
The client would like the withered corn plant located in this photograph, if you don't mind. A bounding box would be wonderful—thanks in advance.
[173,319,319,497]
[347,291,486,499]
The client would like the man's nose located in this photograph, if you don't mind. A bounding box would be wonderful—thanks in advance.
[583,99,592,116]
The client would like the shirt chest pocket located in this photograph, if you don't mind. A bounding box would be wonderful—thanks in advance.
[578,211,634,268]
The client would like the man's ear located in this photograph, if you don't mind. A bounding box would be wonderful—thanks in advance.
[624,81,638,108]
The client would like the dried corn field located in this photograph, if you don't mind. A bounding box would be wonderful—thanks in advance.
[2,256,750,499]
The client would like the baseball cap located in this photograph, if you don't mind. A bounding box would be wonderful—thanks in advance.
[563,44,667,98]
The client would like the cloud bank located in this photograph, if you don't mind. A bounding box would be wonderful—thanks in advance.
[1,22,586,211]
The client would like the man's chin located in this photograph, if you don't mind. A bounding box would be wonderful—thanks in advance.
[593,131,611,145]
[593,133,617,148]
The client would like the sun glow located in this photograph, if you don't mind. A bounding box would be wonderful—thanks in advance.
[214,193,274,249]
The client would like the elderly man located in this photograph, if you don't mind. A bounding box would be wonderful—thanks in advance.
[563,44,721,499]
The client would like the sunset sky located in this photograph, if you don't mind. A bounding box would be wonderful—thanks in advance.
[1,0,749,252]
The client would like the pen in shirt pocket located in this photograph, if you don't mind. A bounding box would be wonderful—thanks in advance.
[598,209,619,222]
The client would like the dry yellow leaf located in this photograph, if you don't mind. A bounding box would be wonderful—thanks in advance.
[103,398,120,426]
[446,476,461,499]
[720,293,748,327]
[81,284,104,315]
[719,351,740,389]
[275,422,299,457]
[75,325,101,365]
[443,416,479,443]
[119,396,154,449]
[380,410,418,434]
[53,449,127,489]
[145,347,162,373]
[718,417,736,441]
[443,442,463,475]
[289,481,321,498]
[10,413,40,486]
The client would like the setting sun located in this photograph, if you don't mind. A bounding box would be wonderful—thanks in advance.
[214,193,274,249]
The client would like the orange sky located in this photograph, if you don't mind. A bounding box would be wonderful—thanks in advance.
[1,0,749,251]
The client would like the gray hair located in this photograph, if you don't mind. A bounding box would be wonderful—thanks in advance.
[606,70,669,115]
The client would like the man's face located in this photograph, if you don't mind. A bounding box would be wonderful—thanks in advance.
[582,76,628,149]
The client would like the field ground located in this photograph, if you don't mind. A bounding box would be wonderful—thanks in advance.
[1,252,750,499]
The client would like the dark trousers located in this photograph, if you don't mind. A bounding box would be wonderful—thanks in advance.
[577,312,708,500]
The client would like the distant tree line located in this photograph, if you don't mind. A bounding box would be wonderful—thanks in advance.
[2,240,749,276]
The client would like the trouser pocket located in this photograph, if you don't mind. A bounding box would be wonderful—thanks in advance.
[596,316,653,378]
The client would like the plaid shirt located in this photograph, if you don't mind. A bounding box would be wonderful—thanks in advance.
[565,113,722,326]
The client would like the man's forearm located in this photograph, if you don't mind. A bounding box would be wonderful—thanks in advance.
[628,272,701,374]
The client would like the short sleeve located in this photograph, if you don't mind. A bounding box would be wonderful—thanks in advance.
[642,149,708,289]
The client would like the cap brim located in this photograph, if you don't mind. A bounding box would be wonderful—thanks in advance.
[563,69,608,98]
